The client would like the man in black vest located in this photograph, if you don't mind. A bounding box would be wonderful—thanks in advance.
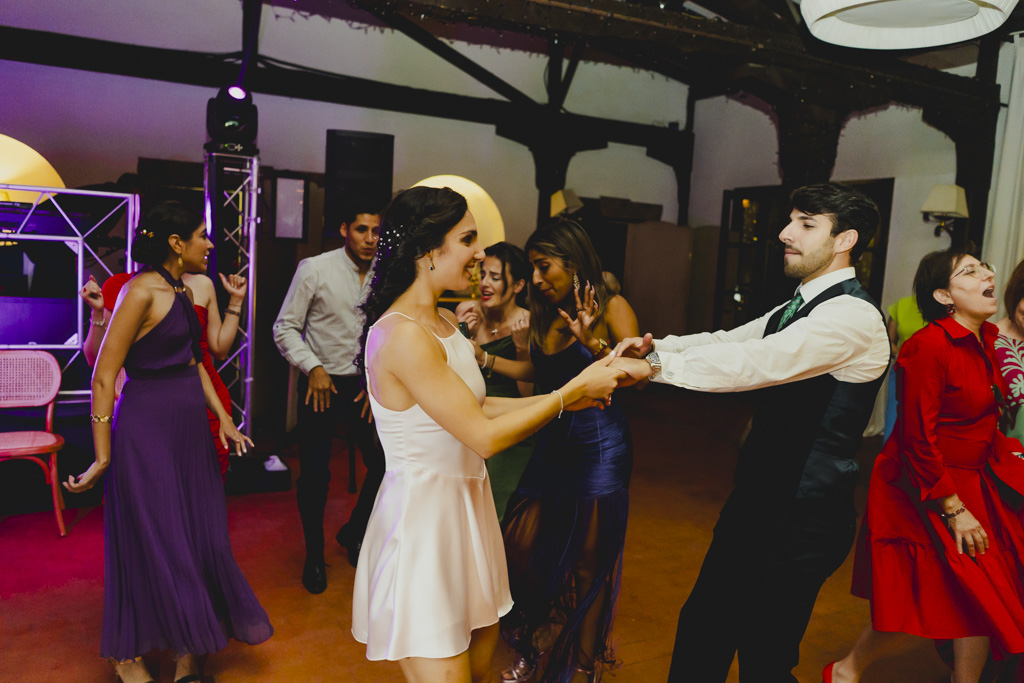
[613,182,890,682]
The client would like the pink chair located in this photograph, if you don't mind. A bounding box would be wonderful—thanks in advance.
[0,350,67,536]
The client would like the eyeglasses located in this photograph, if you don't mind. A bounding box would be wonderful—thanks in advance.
[951,261,996,280]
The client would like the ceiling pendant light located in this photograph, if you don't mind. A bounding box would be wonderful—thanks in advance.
[799,0,1019,50]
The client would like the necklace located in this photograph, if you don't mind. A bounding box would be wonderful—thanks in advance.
[491,327,499,336]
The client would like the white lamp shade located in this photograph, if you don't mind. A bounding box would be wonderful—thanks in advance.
[921,184,969,218]
[412,175,505,247]
[801,0,1018,50]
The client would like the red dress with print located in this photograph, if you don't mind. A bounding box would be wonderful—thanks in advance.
[102,273,232,478]
[852,317,1024,654]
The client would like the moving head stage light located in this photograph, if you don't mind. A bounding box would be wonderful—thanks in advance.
[205,86,258,155]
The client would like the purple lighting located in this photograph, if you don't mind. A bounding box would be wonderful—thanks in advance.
[227,86,247,100]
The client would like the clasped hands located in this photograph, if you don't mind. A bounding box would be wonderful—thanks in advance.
[606,332,657,388]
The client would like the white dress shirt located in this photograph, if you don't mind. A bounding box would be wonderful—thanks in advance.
[653,267,889,391]
[273,248,373,377]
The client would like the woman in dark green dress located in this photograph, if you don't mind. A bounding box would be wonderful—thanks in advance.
[456,242,534,521]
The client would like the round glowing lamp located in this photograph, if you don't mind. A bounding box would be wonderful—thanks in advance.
[412,175,505,247]
[0,134,65,202]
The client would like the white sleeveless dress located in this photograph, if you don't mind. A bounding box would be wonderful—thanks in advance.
[352,313,513,660]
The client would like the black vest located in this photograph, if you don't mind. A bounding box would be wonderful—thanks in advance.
[725,279,887,521]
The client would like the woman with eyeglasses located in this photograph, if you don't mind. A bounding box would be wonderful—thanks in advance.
[825,250,1024,683]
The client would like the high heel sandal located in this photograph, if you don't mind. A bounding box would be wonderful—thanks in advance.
[173,652,202,683]
[500,653,537,683]
[110,657,155,683]
[574,663,601,682]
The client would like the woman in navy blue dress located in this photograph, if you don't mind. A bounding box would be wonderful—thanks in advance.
[484,219,639,683]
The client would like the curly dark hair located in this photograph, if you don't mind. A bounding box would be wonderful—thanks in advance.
[356,186,469,373]
[131,200,204,267]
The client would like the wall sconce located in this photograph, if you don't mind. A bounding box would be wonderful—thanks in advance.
[922,184,968,238]
[551,188,583,218]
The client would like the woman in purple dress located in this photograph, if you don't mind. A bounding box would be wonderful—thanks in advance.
[65,201,272,683]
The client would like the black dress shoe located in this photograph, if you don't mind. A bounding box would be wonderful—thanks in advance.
[302,558,327,594]
[335,524,362,568]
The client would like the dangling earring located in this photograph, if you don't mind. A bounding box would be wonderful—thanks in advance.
[177,255,183,267]
[573,273,580,289]
[947,302,955,316]
[429,253,435,271]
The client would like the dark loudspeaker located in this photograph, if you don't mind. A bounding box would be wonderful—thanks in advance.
[324,130,394,233]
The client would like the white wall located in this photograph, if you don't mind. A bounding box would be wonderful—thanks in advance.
[0,0,687,247]
[1,0,1010,308]
[689,94,780,229]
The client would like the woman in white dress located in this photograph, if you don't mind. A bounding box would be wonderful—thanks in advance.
[351,186,629,683]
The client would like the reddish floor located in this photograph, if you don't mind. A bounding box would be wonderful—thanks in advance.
[1,387,957,682]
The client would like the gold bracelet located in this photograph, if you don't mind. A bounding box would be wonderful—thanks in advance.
[90,414,113,423]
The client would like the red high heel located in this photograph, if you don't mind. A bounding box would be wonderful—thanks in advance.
[822,661,835,683]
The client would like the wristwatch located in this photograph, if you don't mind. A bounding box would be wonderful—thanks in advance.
[645,350,662,380]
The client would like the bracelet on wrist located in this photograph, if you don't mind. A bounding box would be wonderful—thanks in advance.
[224,308,241,317]
[940,504,967,520]
[480,351,489,369]
[551,389,564,419]
[89,317,107,328]
[90,414,113,423]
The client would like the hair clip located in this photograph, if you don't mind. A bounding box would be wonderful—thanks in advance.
[136,229,154,238]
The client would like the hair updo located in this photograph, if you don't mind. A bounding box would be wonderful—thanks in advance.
[357,186,469,373]
[132,200,203,267]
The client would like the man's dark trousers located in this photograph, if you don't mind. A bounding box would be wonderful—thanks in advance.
[295,372,384,561]
[667,498,856,682]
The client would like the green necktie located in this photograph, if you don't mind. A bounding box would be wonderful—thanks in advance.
[777,292,804,331]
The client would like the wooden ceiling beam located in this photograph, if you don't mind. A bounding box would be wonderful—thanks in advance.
[0,25,682,149]
[390,0,997,110]
[687,0,796,34]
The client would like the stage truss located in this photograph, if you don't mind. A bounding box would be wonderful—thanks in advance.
[200,153,260,438]
[0,184,139,397]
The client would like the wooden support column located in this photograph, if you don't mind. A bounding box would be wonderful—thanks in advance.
[923,102,1000,249]
[646,124,695,226]
[773,99,848,190]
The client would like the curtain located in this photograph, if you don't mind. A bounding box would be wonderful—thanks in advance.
[985,38,1024,317]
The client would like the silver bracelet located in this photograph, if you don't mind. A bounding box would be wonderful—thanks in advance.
[89,317,107,328]
[551,390,564,419]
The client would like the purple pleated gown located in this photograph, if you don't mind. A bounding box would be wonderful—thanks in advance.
[101,281,272,659]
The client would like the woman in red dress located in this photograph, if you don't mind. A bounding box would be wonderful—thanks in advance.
[826,249,1024,683]
[81,267,245,479]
